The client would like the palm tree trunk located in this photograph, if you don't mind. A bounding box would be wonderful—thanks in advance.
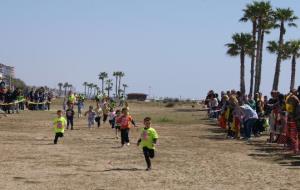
[115,76,118,98]
[249,21,257,96]
[272,56,281,91]
[84,85,87,96]
[272,21,285,91]
[118,77,122,98]
[101,80,104,94]
[240,51,246,95]
[257,30,265,93]
[254,18,262,93]
[290,55,296,91]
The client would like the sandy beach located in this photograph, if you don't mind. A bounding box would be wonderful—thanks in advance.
[0,100,300,190]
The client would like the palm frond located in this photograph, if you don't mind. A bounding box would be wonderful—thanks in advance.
[288,23,297,27]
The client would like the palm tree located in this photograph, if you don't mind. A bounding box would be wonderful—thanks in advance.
[256,15,274,93]
[105,79,113,97]
[113,72,119,98]
[98,72,108,93]
[253,1,273,93]
[68,84,73,92]
[286,40,300,90]
[95,86,100,95]
[122,84,128,96]
[118,72,125,97]
[63,82,69,96]
[83,82,88,96]
[240,2,259,96]
[272,8,298,90]
[58,82,63,96]
[93,84,98,96]
[226,33,254,95]
[267,41,290,89]
[87,83,93,98]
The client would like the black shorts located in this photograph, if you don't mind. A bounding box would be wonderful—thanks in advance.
[95,116,101,122]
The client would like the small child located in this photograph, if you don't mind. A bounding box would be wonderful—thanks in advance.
[137,117,159,171]
[77,95,84,118]
[63,98,67,113]
[94,104,103,128]
[108,108,116,128]
[53,110,67,144]
[102,103,109,124]
[84,105,96,129]
[116,108,136,146]
[66,105,75,130]
[114,110,121,139]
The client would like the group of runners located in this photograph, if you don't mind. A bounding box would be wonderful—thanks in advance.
[54,91,159,171]
[206,87,300,154]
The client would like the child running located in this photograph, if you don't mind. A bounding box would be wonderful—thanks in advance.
[53,110,67,144]
[116,107,136,146]
[114,109,121,139]
[77,94,85,118]
[94,104,103,128]
[137,117,159,171]
[66,105,75,130]
[108,108,116,128]
[101,99,109,124]
[84,105,96,129]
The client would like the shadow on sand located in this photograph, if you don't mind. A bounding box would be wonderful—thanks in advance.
[198,119,228,141]
[111,146,124,149]
[247,140,300,168]
[201,118,300,168]
[100,168,144,172]
[175,108,207,112]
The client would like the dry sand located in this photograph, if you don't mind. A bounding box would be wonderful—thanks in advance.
[0,101,300,190]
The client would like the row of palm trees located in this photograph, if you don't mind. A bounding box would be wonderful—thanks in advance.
[57,72,128,98]
[82,71,128,98]
[82,82,100,98]
[226,1,300,95]
[98,71,127,98]
[57,82,74,96]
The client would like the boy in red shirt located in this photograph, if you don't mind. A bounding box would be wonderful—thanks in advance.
[117,108,136,146]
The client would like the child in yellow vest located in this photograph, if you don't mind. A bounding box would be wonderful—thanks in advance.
[137,117,159,171]
[53,110,67,144]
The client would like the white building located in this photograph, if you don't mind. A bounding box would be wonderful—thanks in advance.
[0,63,15,87]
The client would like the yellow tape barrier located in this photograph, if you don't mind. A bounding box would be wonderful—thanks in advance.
[27,101,51,105]
[0,99,51,106]
[0,99,26,106]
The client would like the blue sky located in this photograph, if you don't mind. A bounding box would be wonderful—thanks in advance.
[0,0,299,99]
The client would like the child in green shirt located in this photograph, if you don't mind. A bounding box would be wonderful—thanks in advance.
[53,110,67,144]
[137,117,158,171]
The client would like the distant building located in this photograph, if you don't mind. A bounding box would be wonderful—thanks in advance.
[0,63,15,87]
[127,93,147,101]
